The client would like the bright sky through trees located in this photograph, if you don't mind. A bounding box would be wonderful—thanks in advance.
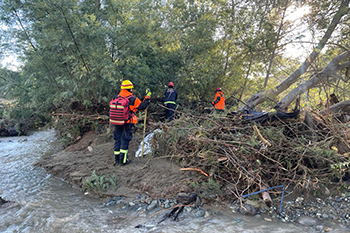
[0,23,20,71]
[284,5,312,60]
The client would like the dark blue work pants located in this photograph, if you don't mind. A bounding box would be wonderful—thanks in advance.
[113,123,133,164]
[165,103,176,121]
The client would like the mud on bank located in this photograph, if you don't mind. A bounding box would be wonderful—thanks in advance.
[35,130,196,201]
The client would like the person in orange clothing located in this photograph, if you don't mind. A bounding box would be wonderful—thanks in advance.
[111,80,151,165]
[211,87,225,112]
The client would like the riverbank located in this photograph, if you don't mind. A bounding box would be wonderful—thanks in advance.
[34,129,350,232]
[35,130,196,201]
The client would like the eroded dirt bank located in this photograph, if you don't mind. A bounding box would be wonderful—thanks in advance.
[35,131,195,201]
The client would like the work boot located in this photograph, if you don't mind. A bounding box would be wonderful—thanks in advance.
[114,154,120,166]
[118,156,124,164]
[121,159,131,165]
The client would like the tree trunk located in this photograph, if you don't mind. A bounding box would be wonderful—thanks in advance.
[240,0,350,112]
[239,52,253,100]
[319,100,350,116]
[276,51,350,110]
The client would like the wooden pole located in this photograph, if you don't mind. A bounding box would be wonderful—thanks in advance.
[141,108,147,157]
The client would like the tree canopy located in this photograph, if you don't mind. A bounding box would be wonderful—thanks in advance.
[0,0,349,120]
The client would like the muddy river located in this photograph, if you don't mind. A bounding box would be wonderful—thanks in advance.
[0,130,347,232]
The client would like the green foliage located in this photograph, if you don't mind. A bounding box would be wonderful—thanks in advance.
[1,0,349,132]
[330,160,350,180]
[190,177,223,196]
[331,160,350,170]
[53,116,102,146]
[83,170,119,194]
[0,0,305,112]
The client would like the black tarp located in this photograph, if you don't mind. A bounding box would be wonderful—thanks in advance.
[241,109,300,123]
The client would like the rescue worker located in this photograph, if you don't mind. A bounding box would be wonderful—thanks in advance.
[164,82,177,121]
[113,80,151,165]
[211,87,225,112]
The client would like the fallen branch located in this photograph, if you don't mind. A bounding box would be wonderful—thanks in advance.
[253,125,272,147]
[53,113,108,120]
[180,167,208,176]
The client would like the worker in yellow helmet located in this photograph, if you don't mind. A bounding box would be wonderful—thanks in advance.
[109,80,151,165]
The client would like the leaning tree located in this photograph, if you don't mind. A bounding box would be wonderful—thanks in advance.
[240,0,350,115]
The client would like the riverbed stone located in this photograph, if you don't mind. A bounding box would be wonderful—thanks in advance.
[295,197,304,204]
[129,202,135,206]
[315,225,324,231]
[240,204,257,216]
[324,187,331,196]
[297,216,318,226]
[147,200,158,211]
[196,209,205,217]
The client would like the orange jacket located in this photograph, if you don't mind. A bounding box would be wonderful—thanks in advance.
[212,91,225,110]
[117,89,150,124]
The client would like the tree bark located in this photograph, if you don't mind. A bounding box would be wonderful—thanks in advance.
[276,50,350,110]
[319,100,350,116]
[240,0,350,112]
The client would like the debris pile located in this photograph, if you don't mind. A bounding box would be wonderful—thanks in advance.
[151,109,350,202]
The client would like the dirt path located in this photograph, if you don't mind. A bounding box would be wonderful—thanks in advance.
[35,131,194,201]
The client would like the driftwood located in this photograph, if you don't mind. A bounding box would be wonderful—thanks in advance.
[157,193,200,224]
[260,186,272,207]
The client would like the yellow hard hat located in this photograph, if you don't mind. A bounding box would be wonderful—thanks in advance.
[121,80,134,89]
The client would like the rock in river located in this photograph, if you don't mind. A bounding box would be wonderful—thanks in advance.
[297,216,318,226]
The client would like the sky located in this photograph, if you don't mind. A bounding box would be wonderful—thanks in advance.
[1,23,21,71]
[1,54,20,71]
[284,4,312,60]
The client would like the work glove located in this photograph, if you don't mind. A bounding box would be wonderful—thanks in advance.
[145,88,152,98]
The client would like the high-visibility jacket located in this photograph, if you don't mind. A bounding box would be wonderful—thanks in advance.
[164,88,177,105]
[115,89,150,124]
[212,91,225,110]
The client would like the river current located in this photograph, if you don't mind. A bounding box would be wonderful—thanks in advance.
[0,130,347,232]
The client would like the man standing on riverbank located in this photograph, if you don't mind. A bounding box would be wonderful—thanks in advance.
[164,82,177,121]
[110,80,151,165]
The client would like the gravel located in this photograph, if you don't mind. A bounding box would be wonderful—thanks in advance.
[104,192,350,231]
